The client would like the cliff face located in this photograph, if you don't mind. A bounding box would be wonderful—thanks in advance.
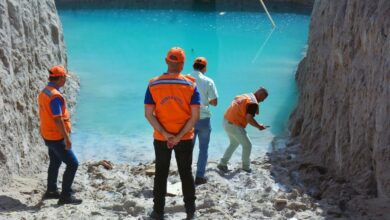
[0,0,78,186]
[289,0,390,198]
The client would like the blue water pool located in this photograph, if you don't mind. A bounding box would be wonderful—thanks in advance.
[59,9,310,163]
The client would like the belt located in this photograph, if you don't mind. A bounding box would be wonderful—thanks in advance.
[226,120,234,125]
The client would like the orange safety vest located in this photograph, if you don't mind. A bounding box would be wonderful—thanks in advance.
[38,85,71,140]
[146,73,198,141]
[224,93,259,128]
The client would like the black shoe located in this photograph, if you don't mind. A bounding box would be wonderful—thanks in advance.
[186,211,195,220]
[57,195,83,205]
[195,177,207,186]
[149,210,164,220]
[217,164,229,173]
[242,168,252,173]
[43,190,60,200]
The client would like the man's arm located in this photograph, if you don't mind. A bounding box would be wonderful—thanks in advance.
[54,117,72,150]
[246,104,266,130]
[208,80,218,106]
[50,97,72,149]
[245,114,266,130]
[209,98,218,106]
[144,105,175,140]
[171,106,200,144]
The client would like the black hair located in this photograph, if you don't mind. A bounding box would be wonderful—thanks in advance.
[193,63,205,71]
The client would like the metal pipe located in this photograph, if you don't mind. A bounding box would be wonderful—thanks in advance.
[259,0,276,28]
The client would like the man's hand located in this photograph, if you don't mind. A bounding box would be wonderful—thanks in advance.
[162,131,176,149]
[168,135,181,148]
[167,135,181,149]
[167,137,176,149]
[209,98,218,106]
[64,136,72,150]
[258,124,267,130]
[167,106,200,149]
[145,105,178,149]
[54,117,72,150]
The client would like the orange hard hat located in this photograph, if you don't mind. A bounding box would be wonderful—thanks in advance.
[193,57,207,66]
[49,65,68,77]
[165,47,185,63]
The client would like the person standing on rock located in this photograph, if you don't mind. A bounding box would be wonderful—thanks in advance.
[217,87,268,173]
[190,57,218,185]
[38,65,82,205]
[144,47,200,220]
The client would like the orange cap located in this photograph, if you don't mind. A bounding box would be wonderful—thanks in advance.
[165,47,185,63]
[49,65,68,77]
[194,57,207,66]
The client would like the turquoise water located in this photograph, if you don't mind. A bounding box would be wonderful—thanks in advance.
[59,10,309,163]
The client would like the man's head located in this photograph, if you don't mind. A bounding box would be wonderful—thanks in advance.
[165,47,185,73]
[193,57,207,74]
[48,65,68,87]
[254,87,268,102]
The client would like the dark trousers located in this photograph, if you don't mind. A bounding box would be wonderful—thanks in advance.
[44,139,79,196]
[153,139,196,214]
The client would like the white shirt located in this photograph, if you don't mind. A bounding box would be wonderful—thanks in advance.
[190,71,218,119]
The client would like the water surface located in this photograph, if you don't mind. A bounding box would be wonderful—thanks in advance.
[59,9,309,163]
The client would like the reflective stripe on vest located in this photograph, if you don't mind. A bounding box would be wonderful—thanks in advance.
[42,88,53,97]
[148,74,196,141]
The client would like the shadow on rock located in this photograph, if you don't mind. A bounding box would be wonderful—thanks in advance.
[214,168,241,180]
[266,138,368,219]
[0,195,40,213]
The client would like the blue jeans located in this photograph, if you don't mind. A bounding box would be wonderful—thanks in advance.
[194,118,211,178]
[44,139,79,196]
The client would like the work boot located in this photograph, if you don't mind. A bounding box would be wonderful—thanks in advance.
[242,168,252,173]
[194,177,207,186]
[186,211,195,220]
[43,190,60,200]
[217,164,229,173]
[57,195,82,205]
[149,210,164,220]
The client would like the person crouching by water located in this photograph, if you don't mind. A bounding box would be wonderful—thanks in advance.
[144,47,200,220]
[38,65,82,205]
[217,87,268,173]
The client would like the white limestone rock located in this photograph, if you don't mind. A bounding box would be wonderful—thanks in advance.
[0,0,79,187]
[289,0,390,198]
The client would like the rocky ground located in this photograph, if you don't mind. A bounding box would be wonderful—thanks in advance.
[0,140,388,220]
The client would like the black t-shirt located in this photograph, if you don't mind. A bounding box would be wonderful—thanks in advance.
[246,103,258,117]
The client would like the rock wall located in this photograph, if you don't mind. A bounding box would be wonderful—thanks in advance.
[289,0,390,198]
[0,0,78,186]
